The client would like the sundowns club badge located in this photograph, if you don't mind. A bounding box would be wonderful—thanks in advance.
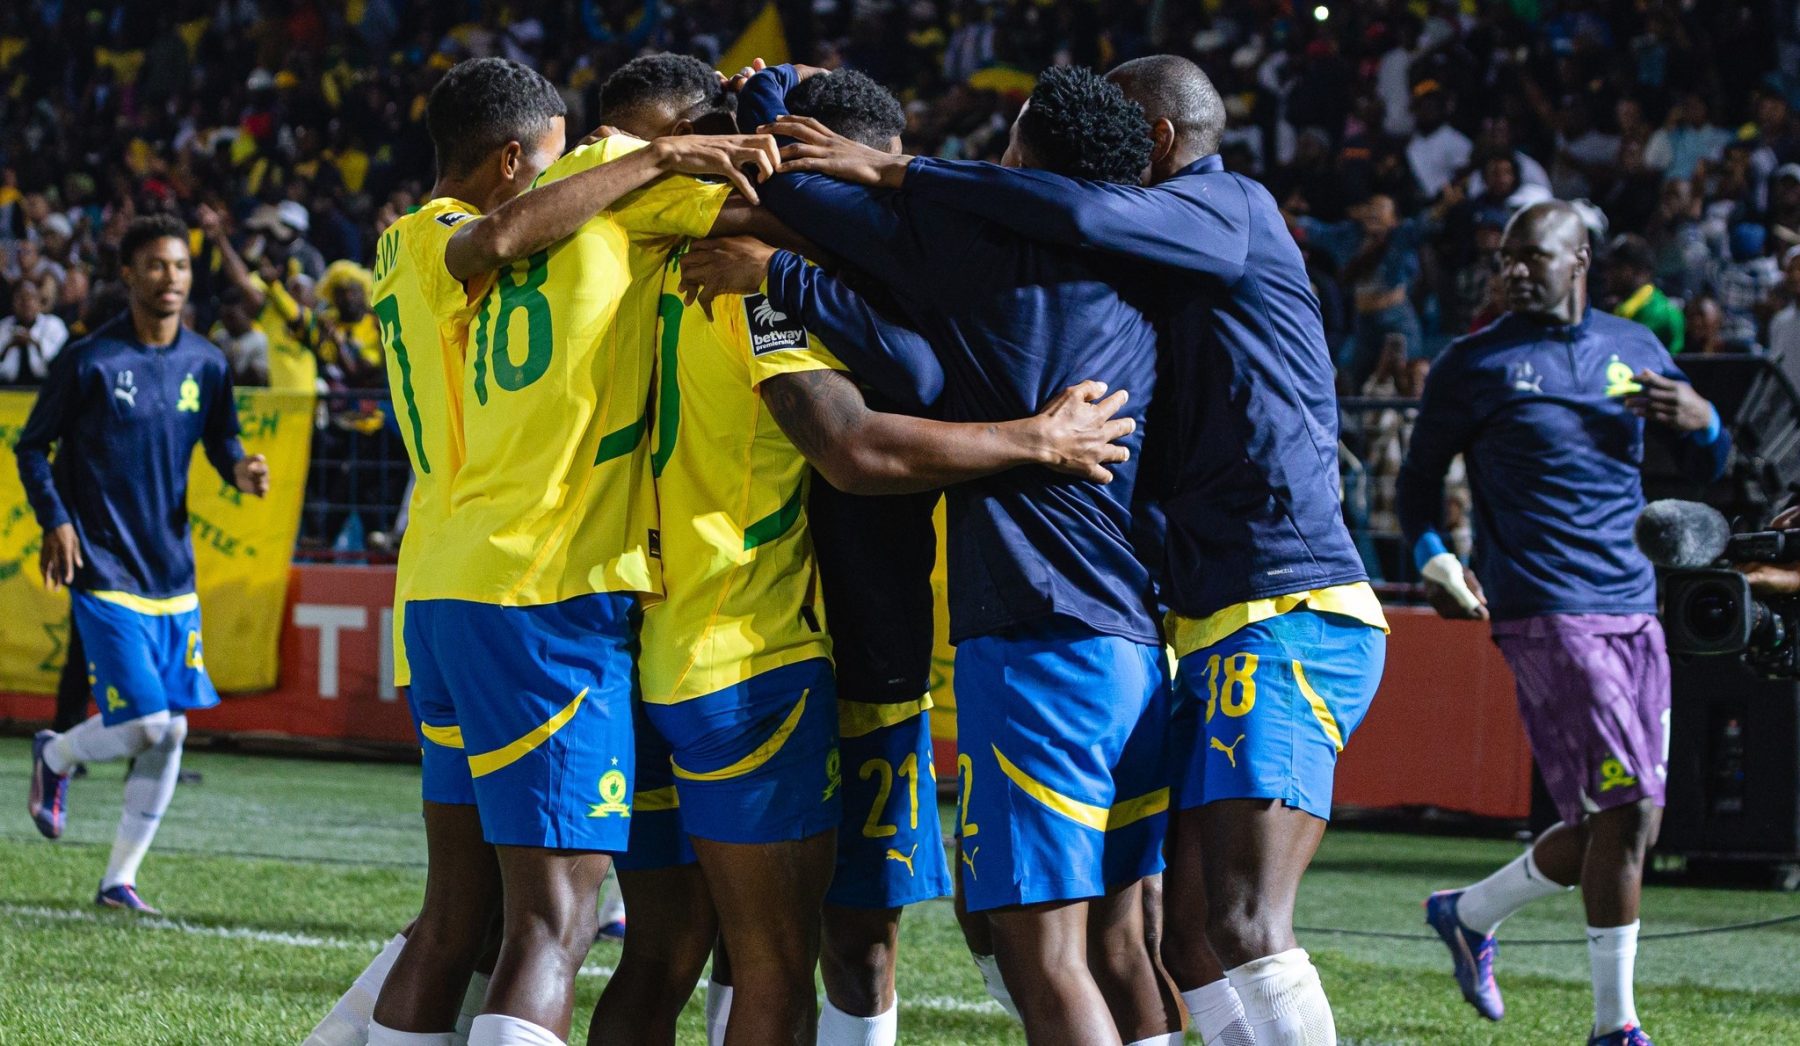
[587,768,631,818]
[745,294,808,355]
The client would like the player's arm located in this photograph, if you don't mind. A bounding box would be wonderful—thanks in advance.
[767,115,1251,279]
[761,369,1132,496]
[15,346,80,588]
[1396,356,1485,619]
[200,365,267,497]
[681,236,943,411]
[1628,356,1729,483]
[444,133,780,282]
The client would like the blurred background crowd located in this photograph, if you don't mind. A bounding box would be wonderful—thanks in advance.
[2,0,1799,570]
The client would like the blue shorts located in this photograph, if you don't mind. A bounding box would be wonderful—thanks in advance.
[612,698,695,872]
[399,681,477,808]
[827,701,953,910]
[641,658,840,846]
[405,593,639,851]
[954,622,1170,913]
[1170,608,1386,820]
[71,590,219,726]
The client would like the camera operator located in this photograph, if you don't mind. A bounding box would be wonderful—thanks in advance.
[1396,201,1730,1046]
[1737,506,1800,595]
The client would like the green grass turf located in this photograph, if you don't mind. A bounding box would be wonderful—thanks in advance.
[1,737,1796,1044]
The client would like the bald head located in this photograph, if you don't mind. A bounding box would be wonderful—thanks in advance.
[1107,55,1225,177]
[1500,201,1591,324]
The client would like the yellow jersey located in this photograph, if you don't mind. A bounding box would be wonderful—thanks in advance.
[638,255,844,704]
[1165,582,1390,659]
[253,274,318,393]
[371,197,492,686]
[410,136,730,607]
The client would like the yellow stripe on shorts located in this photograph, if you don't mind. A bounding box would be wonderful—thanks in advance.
[1293,662,1344,752]
[672,689,810,782]
[992,746,1109,831]
[88,590,200,616]
[634,786,680,812]
[467,687,589,778]
[1106,787,1170,831]
[420,722,464,749]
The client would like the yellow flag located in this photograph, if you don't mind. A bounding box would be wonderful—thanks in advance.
[718,2,789,76]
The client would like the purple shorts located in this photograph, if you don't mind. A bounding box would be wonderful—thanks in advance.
[1491,613,1670,827]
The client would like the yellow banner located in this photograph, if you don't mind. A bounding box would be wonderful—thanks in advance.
[718,2,789,75]
[0,388,313,694]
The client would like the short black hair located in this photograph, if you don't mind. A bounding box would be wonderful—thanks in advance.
[120,214,188,266]
[427,57,566,179]
[1017,66,1151,185]
[1109,55,1226,157]
[785,70,905,150]
[601,53,732,125]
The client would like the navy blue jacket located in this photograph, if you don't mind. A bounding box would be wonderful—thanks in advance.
[902,153,1369,619]
[744,66,1161,645]
[16,315,244,598]
[1397,309,1730,620]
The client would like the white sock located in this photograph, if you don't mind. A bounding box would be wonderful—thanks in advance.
[467,1014,562,1046]
[101,715,186,889]
[304,933,408,1046]
[1181,978,1255,1046]
[1123,1034,1183,1046]
[1455,847,1570,936]
[46,710,165,774]
[972,952,1020,1021]
[453,972,490,1043]
[705,980,733,1046]
[597,871,625,926]
[368,1024,455,1045]
[1227,949,1336,1046]
[1588,921,1641,1035]
[817,998,896,1046]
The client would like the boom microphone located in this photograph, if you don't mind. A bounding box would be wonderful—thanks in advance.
[1635,499,1732,569]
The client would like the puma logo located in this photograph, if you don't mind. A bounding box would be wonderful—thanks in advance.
[1211,733,1247,769]
[885,844,918,876]
[960,846,979,880]
[113,386,136,407]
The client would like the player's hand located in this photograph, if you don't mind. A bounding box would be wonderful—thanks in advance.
[234,454,271,498]
[40,523,81,591]
[760,115,911,189]
[1022,381,1133,484]
[650,134,781,205]
[679,236,778,314]
[722,57,768,93]
[1626,369,1714,432]
[196,203,225,238]
[1423,566,1488,621]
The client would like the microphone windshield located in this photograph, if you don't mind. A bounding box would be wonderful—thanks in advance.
[1635,499,1731,569]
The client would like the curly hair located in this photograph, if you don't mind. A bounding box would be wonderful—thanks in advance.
[785,70,906,150]
[120,213,188,267]
[601,53,734,127]
[427,58,566,179]
[1016,66,1152,185]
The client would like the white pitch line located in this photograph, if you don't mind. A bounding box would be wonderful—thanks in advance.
[0,904,1008,1018]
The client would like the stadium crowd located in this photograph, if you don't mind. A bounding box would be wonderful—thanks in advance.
[1,0,1798,558]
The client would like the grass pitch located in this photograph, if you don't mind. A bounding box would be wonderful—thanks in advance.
[1,737,1796,1044]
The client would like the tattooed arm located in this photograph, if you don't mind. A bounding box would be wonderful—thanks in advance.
[759,369,1134,496]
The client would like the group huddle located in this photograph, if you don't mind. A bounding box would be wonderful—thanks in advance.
[306,49,1389,1046]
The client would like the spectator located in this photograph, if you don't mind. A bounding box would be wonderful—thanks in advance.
[244,201,326,281]
[56,267,91,331]
[1646,178,1713,299]
[1446,218,1506,335]
[1606,234,1686,353]
[1552,98,1621,200]
[1769,247,1800,363]
[1644,91,1734,181]
[0,281,69,386]
[1767,164,1800,256]
[1406,81,1472,198]
[1685,294,1728,355]
[5,239,66,300]
[1297,188,1461,386]
[1716,222,1782,347]
[211,295,271,387]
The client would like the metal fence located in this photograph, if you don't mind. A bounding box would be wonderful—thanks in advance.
[295,391,1436,597]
